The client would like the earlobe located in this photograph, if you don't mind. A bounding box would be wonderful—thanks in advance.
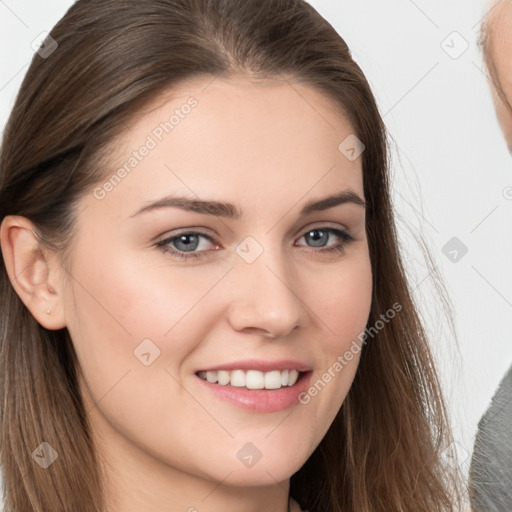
[0,215,67,330]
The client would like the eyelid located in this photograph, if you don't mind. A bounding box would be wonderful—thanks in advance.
[300,221,351,234]
[155,223,354,261]
[153,226,216,244]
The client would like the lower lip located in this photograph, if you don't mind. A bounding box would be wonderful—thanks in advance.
[195,372,312,413]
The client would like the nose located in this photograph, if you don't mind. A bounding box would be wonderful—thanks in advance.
[225,243,310,339]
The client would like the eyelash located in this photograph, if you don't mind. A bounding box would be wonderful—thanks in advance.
[155,227,355,261]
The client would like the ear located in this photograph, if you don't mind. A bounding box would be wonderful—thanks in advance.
[0,215,67,330]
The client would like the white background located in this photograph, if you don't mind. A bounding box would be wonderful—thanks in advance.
[1,0,511,497]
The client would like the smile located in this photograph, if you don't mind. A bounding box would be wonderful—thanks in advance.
[195,368,312,413]
[197,369,300,389]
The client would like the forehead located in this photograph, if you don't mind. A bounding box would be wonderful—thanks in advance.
[89,74,364,220]
[119,74,356,154]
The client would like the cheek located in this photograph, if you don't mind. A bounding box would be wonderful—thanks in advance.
[310,250,373,349]
[62,252,235,414]
[300,251,372,419]
[66,252,225,347]
[60,260,181,393]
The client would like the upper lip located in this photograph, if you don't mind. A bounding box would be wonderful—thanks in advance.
[196,359,312,373]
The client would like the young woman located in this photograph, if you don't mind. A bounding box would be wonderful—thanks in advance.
[0,1,461,510]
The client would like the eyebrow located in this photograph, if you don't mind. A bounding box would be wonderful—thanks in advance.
[129,190,366,219]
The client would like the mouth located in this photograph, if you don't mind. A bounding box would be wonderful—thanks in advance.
[194,362,312,413]
[196,368,304,390]
[195,367,313,413]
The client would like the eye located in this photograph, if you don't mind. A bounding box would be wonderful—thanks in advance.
[156,231,218,260]
[296,227,354,254]
[156,226,354,261]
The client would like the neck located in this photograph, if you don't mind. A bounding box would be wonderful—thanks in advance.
[96,430,293,512]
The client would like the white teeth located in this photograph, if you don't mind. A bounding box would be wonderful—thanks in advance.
[230,369,246,387]
[288,369,299,386]
[197,368,303,389]
[206,370,218,383]
[246,370,265,389]
[217,370,230,385]
[264,370,282,390]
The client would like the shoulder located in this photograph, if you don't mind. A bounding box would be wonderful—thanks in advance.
[477,364,512,434]
[469,364,512,510]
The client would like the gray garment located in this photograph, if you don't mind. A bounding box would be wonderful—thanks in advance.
[469,365,512,511]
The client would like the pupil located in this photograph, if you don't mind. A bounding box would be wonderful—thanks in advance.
[176,234,198,252]
[308,230,327,247]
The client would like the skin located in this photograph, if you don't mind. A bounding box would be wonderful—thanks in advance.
[483,0,512,150]
[1,75,372,512]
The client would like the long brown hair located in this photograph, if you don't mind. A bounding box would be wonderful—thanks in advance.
[0,0,460,510]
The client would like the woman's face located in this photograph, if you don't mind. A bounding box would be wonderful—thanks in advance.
[57,75,372,495]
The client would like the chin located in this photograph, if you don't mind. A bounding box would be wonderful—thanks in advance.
[219,463,305,488]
